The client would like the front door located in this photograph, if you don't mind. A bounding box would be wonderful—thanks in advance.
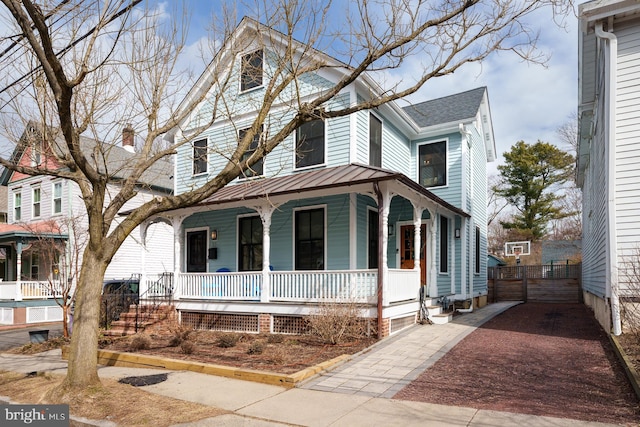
[400,224,427,285]
[186,230,207,272]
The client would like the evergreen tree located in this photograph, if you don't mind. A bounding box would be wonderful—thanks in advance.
[495,140,575,240]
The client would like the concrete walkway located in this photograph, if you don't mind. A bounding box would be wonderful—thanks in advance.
[300,302,520,398]
[0,302,623,427]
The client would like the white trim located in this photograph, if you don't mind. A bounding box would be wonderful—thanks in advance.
[350,194,359,270]
[416,138,449,190]
[292,204,327,270]
[349,87,358,163]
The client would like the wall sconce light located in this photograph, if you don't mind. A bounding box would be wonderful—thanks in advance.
[388,224,395,236]
[211,229,218,240]
[455,228,461,239]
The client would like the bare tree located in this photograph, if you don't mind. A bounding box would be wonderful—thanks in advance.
[488,173,509,227]
[0,0,575,395]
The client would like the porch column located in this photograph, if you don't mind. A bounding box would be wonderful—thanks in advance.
[255,205,276,303]
[374,183,391,309]
[413,206,424,278]
[430,215,438,297]
[15,240,23,301]
[170,215,187,299]
[139,222,148,299]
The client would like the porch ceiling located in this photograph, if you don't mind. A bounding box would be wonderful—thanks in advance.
[185,163,469,217]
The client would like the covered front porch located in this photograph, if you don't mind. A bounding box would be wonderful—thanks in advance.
[139,164,469,335]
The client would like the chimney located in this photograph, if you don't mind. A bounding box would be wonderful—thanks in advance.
[122,124,135,153]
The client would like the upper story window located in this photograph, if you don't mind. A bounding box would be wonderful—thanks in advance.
[53,182,62,214]
[13,191,21,221]
[295,119,325,169]
[239,126,264,177]
[32,187,41,218]
[369,113,382,167]
[193,139,208,175]
[419,141,447,187]
[240,50,263,92]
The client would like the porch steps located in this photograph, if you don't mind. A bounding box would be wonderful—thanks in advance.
[422,299,454,325]
[103,304,176,337]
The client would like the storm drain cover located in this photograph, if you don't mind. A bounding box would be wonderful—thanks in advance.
[118,373,168,387]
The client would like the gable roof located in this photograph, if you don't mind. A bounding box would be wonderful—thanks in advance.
[0,124,173,193]
[402,87,487,128]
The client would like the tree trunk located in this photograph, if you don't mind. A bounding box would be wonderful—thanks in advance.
[60,250,108,390]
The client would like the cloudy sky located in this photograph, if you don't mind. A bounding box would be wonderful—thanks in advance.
[183,0,581,176]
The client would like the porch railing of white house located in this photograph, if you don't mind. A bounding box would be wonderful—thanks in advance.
[180,271,263,300]
[0,281,63,300]
[175,269,420,305]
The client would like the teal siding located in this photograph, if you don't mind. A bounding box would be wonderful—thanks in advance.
[355,107,369,164]
[182,195,352,271]
[382,120,411,172]
[470,128,489,295]
[356,195,377,269]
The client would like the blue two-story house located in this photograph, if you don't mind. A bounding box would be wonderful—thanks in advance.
[148,18,495,337]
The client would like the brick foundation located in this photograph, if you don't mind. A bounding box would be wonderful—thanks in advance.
[258,313,271,333]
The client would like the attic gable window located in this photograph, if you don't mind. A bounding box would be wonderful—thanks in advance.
[295,119,325,169]
[239,126,264,177]
[193,139,208,175]
[240,50,263,92]
[419,141,447,187]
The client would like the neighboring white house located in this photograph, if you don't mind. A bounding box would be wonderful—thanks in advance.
[148,18,496,337]
[0,124,173,325]
[578,0,640,335]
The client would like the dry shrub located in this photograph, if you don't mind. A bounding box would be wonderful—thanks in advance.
[169,325,194,347]
[180,340,196,355]
[307,300,368,345]
[216,333,239,348]
[129,334,151,351]
[266,346,288,365]
[247,341,265,355]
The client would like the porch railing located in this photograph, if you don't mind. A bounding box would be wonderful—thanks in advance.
[179,271,262,300]
[387,269,420,302]
[0,281,63,300]
[270,270,377,302]
[175,269,420,305]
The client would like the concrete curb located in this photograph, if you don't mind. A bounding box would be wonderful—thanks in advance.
[61,346,352,388]
[610,334,640,400]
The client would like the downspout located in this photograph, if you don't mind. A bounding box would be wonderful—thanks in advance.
[595,22,622,336]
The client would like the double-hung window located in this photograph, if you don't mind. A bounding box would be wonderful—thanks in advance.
[419,141,447,187]
[295,120,325,169]
[240,50,263,92]
[13,191,21,221]
[369,113,382,167]
[239,216,263,271]
[53,182,62,214]
[295,208,325,270]
[193,139,208,175]
[239,126,264,177]
[32,187,41,218]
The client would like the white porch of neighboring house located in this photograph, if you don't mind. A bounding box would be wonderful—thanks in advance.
[0,223,67,325]
[139,164,469,336]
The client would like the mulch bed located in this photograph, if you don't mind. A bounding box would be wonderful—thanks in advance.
[394,303,640,426]
[99,331,377,375]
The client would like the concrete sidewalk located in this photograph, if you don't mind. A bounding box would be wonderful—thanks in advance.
[0,302,623,427]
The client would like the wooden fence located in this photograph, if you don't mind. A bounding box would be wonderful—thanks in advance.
[488,264,582,303]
